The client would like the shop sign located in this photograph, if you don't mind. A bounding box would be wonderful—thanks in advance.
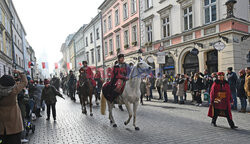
[157,52,165,64]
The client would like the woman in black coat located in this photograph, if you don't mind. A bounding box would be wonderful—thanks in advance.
[191,73,203,106]
[236,69,247,113]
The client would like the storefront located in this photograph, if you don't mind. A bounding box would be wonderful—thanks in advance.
[183,52,199,75]
[206,50,218,74]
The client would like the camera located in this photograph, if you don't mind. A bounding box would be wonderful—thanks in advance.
[14,73,19,78]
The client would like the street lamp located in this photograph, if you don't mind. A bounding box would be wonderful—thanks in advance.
[225,0,237,18]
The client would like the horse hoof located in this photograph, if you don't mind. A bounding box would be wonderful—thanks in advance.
[113,124,117,128]
[124,122,127,125]
[110,120,113,124]
[90,113,93,116]
[135,127,140,131]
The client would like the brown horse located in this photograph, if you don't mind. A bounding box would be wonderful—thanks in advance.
[78,71,94,116]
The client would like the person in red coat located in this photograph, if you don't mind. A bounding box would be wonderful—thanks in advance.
[81,61,96,87]
[208,72,238,129]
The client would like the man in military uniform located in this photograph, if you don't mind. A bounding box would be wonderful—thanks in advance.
[81,61,96,88]
[67,70,76,101]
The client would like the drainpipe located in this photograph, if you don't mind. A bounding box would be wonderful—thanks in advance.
[93,21,98,72]
[100,12,106,79]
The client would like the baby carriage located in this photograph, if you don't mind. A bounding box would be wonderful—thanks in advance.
[25,99,36,136]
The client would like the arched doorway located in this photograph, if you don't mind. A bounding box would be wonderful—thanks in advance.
[183,52,199,75]
[163,56,175,89]
[206,50,218,74]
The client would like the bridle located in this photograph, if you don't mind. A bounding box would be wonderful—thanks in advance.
[130,63,149,79]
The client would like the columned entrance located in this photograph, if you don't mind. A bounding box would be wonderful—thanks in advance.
[183,52,199,75]
[206,50,218,74]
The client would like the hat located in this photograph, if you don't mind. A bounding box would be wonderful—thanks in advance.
[82,61,88,65]
[44,79,50,85]
[69,70,73,73]
[0,75,15,87]
[117,54,124,59]
[217,72,225,76]
[227,67,233,71]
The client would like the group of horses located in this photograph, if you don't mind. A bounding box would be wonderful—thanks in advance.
[77,58,152,130]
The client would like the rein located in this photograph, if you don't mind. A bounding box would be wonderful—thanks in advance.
[130,65,146,79]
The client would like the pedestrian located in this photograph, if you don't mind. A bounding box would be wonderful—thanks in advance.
[208,72,238,129]
[41,79,65,121]
[177,75,185,104]
[162,74,168,102]
[33,80,44,117]
[244,67,250,113]
[172,81,178,103]
[155,73,163,100]
[67,70,76,101]
[140,77,147,105]
[0,71,28,144]
[149,74,155,99]
[51,75,60,91]
[146,76,151,101]
[236,69,247,113]
[190,73,203,106]
[227,67,238,110]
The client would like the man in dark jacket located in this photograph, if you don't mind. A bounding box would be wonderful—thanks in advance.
[50,76,60,91]
[67,71,76,101]
[227,67,238,110]
[236,69,247,113]
[41,79,64,121]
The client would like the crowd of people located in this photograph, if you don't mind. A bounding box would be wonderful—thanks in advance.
[140,67,250,114]
[0,70,64,144]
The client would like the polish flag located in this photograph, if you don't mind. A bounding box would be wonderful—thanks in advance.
[55,63,58,69]
[42,62,49,69]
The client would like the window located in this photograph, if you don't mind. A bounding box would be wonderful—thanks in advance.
[109,39,113,53]
[162,17,170,38]
[132,25,137,43]
[103,20,107,33]
[96,28,100,40]
[184,6,193,30]
[86,52,89,64]
[115,9,120,26]
[90,33,93,43]
[123,3,128,20]
[124,30,129,46]
[104,41,108,56]
[108,15,112,30]
[131,0,137,14]
[116,35,120,49]
[85,37,88,46]
[145,0,153,10]
[91,49,94,64]
[97,48,101,62]
[204,0,216,24]
[0,30,3,51]
[146,25,152,42]
[16,55,18,64]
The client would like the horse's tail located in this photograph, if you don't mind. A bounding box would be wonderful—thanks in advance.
[100,90,106,115]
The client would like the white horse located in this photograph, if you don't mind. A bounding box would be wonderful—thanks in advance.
[100,58,152,130]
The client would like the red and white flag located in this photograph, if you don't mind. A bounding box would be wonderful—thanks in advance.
[67,63,72,70]
[55,63,58,69]
[42,62,49,69]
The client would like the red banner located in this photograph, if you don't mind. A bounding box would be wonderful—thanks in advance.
[67,63,71,70]
[42,62,46,69]
[55,63,58,69]
[28,61,32,68]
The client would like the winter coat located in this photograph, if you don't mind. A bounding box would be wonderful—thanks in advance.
[190,77,203,91]
[0,73,28,135]
[51,77,60,91]
[172,82,177,95]
[33,84,44,108]
[140,80,147,96]
[162,78,168,91]
[227,72,237,92]
[155,78,163,88]
[41,85,63,105]
[236,75,247,99]
[245,74,250,97]
[146,78,151,96]
[176,79,185,97]
[208,80,233,120]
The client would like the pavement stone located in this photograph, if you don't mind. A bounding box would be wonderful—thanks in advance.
[28,90,250,144]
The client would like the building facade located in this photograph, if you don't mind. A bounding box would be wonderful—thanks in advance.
[0,0,12,76]
[99,0,141,70]
[140,0,250,76]
[75,25,86,75]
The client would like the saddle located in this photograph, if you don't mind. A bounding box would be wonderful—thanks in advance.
[102,79,126,102]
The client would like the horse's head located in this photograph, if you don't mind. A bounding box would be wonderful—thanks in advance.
[136,57,152,74]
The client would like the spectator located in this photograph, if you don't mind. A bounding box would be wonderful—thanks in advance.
[162,74,168,102]
[140,77,147,105]
[146,76,151,101]
[33,80,44,117]
[236,69,247,113]
[155,73,163,100]
[41,79,64,121]
[191,73,203,106]
[244,67,250,113]
[51,76,60,91]
[177,75,185,104]
[0,71,28,144]
[149,74,155,99]
[184,74,189,101]
[227,67,238,110]
[172,81,178,103]
[208,72,238,129]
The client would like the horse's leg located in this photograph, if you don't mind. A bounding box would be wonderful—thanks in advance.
[107,101,117,127]
[89,90,93,116]
[82,94,87,115]
[124,101,132,126]
[133,101,140,131]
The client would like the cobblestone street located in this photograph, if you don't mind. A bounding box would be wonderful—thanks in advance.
[28,91,250,144]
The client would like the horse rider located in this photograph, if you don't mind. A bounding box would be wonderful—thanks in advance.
[80,61,96,88]
[67,70,76,101]
[94,71,103,99]
[103,54,131,111]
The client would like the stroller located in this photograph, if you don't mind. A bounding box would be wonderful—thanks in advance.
[25,99,36,136]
